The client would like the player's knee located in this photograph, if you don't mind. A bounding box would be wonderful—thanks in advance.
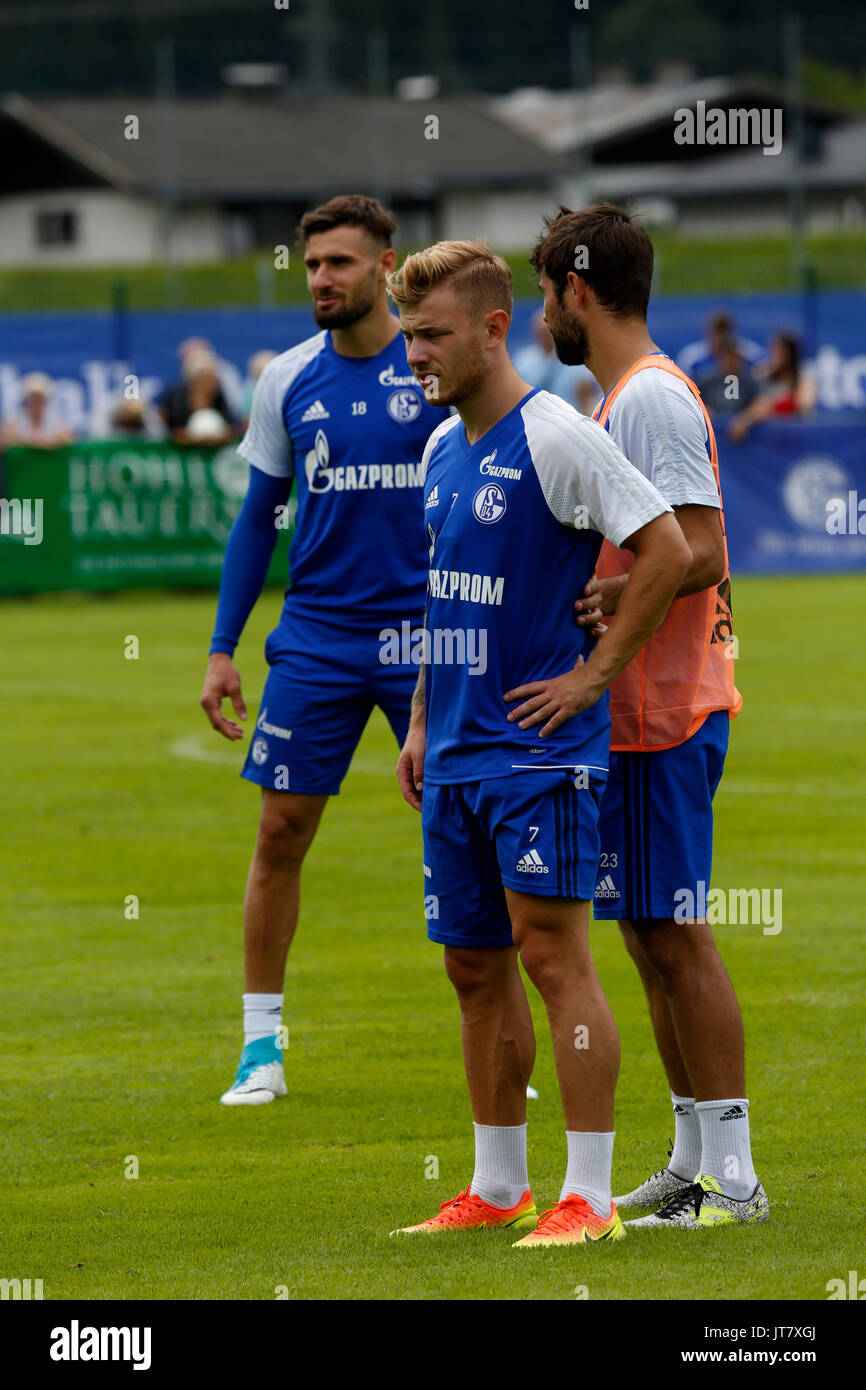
[519,934,588,1003]
[443,947,502,998]
[255,802,318,870]
[520,952,559,1003]
[638,920,712,985]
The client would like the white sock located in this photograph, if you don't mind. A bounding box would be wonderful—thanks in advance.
[469,1123,529,1209]
[559,1131,615,1216]
[669,1091,701,1180]
[696,1098,758,1200]
[242,993,283,1045]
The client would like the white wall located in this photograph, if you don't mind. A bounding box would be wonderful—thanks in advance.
[440,187,558,248]
[673,192,866,237]
[0,189,225,265]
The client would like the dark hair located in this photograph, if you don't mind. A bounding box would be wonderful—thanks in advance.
[298,194,397,249]
[778,336,800,375]
[772,332,801,384]
[530,202,654,319]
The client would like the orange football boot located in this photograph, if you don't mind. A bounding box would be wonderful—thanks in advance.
[390,1188,537,1235]
[512,1193,625,1247]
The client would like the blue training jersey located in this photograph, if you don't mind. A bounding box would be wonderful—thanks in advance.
[238,327,447,626]
[421,388,671,784]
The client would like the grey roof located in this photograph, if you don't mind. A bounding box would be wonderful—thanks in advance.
[585,119,866,201]
[492,75,845,160]
[0,93,567,200]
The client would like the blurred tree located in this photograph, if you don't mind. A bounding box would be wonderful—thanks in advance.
[595,0,723,80]
[0,0,863,96]
[801,59,866,113]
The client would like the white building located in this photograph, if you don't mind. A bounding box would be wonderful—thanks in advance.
[0,91,568,266]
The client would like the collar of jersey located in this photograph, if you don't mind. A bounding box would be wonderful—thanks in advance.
[455,386,539,457]
[323,325,404,366]
[596,349,669,424]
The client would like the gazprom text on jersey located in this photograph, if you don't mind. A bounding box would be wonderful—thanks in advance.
[428,570,505,604]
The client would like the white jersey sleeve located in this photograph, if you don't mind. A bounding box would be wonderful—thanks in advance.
[237,332,327,479]
[606,368,720,509]
[522,391,672,548]
[420,412,461,480]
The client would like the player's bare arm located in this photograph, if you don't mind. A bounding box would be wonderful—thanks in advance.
[396,661,426,811]
[505,511,691,736]
[575,503,724,627]
[200,651,248,741]
[666,503,726,594]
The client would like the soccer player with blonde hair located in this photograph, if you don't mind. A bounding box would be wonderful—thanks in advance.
[388,239,691,1244]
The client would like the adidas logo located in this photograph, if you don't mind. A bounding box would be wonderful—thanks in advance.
[595,873,620,899]
[423,864,432,878]
[425,484,439,510]
[301,399,330,421]
[720,1105,746,1121]
[516,848,549,875]
[673,1104,686,1114]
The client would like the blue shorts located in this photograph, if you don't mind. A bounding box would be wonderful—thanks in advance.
[593,709,730,921]
[241,613,418,795]
[421,768,607,949]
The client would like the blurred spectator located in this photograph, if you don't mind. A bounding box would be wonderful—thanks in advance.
[175,336,242,418]
[708,311,734,359]
[728,333,817,442]
[161,349,236,444]
[514,310,601,415]
[177,337,214,361]
[681,309,764,380]
[0,372,74,447]
[108,398,165,440]
[696,333,759,418]
[240,350,277,429]
[161,343,234,439]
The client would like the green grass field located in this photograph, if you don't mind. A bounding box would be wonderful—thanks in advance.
[2,575,865,1301]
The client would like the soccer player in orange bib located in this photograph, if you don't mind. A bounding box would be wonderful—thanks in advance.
[531,204,769,1230]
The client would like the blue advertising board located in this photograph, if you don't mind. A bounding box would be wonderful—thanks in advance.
[718,422,866,573]
[1,292,864,577]
[1,289,865,436]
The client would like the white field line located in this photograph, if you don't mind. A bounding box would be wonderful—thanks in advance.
[168,733,395,776]
[169,735,240,766]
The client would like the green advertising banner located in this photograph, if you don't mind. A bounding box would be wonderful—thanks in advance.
[0,441,294,594]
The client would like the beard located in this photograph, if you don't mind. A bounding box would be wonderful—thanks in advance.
[553,300,592,364]
[312,275,378,329]
[550,312,590,366]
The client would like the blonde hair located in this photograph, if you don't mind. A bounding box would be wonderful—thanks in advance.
[387,239,512,321]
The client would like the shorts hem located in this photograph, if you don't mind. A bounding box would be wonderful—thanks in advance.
[240,768,342,796]
[593,903,692,921]
[501,875,593,900]
[427,929,515,949]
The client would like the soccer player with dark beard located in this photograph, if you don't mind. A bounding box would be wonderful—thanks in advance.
[201,196,446,1105]
[532,203,768,1230]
